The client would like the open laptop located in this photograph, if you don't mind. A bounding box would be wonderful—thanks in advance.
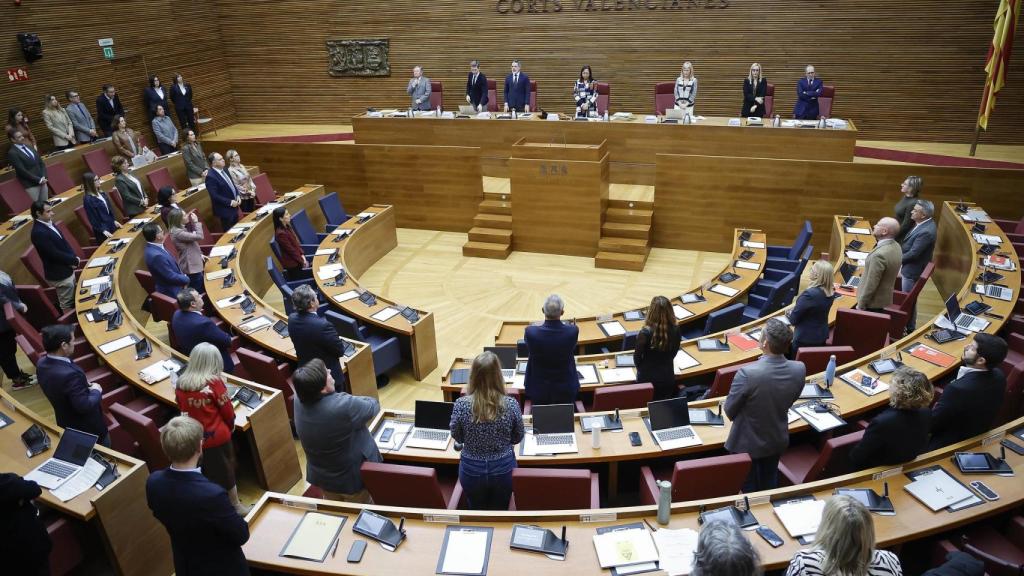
[24,428,98,490]
[403,400,454,450]
[527,404,578,454]
[647,398,702,450]
[484,346,517,383]
[839,262,860,288]
[941,293,990,333]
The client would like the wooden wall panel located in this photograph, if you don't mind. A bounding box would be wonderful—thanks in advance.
[213,1,1024,144]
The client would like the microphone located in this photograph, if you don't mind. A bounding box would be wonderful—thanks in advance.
[717,402,723,418]
[560,525,567,544]
[999,445,1007,462]
[883,481,889,498]
[398,517,406,535]
[743,495,750,512]
[614,408,620,423]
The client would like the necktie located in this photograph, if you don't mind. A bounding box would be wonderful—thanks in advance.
[473,73,478,85]
[21,145,33,159]
[514,74,518,85]
[78,103,86,117]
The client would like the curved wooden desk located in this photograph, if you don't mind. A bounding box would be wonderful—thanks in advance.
[0,137,116,189]
[311,204,439,380]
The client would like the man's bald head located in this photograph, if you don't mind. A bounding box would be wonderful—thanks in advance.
[874,217,900,240]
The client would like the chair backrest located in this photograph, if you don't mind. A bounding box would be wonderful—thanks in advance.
[529,80,537,111]
[708,362,753,398]
[960,538,1024,576]
[46,162,76,196]
[150,291,178,324]
[107,186,126,218]
[703,302,746,335]
[134,269,155,295]
[146,167,175,194]
[786,220,813,260]
[5,302,43,352]
[15,284,63,328]
[897,262,935,313]
[517,338,529,358]
[162,232,178,259]
[252,173,276,206]
[512,468,594,510]
[268,237,283,264]
[802,430,864,483]
[818,85,835,118]
[290,209,318,245]
[669,453,752,501]
[73,205,95,238]
[764,82,775,117]
[109,403,170,471]
[795,346,857,375]
[20,245,47,284]
[429,81,443,110]
[325,310,363,341]
[591,383,653,411]
[82,148,112,177]
[235,348,291,395]
[595,82,610,115]
[620,330,638,351]
[831,309,890,358]
[654,82,675,115]
[753,273,798,317]
[55,221,87,257]
[266,257,295,314]
[486,79,498,112]
[318,192,349,228]
[360,462,448,508]
[0,178,32,216]
[775,270,802,311]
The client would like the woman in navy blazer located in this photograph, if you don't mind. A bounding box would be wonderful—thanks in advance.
[787,260,836,356]
[849,366,933,469]
[81,172,120,243]
[143,75,170,121]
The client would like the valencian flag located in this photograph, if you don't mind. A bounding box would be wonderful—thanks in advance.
[978,0,1021,130]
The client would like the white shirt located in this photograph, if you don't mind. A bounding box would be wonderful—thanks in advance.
[125,173,143,192]
[513,73,519,84]
[154,86,164,99]
[214,168,238,194]
[37,219,61,238]
[177,83,187,95]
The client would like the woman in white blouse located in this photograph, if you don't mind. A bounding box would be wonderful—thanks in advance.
[674,61,698,116]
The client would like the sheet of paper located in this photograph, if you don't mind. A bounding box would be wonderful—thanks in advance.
[845,250,870,261]
[208,245,235,257]
[356,212,375,219]
[510,372,526,389]
[787,409,801,423]
[240,316,272,332]
[741,240,765,249]
[845,227,870,235]
[97,302,118,315]
[317,265,345,280]
[600,367,636,383]
[87,256,113,268]
[50,457,106,502]
[375,421,413,451]
[734,260,760,270]
[139,360,174,384]
[334,290,360,302]
[315,248,337,256]
[576,364,599,384]
[215,295,244,308]
[601,321,626,337]
[973,233,1002,246]
[127,218,151,225]
[440,529,489,575]
[710,284,739,297]
[673,349,700,372]
[672,305,693,320]
[653,528,699,576]
[333,228,353,237]
[371,307,400,322]
[774,499,826,537]
[592,528,659,568]
[794,404,845,431]
[82,276,110,287]
[99,335,136,354]
[256,202,283,215]
[205,268,233,280]
[280,512,345,561]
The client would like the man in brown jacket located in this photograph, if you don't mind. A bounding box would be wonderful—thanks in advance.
[856,217,902,312]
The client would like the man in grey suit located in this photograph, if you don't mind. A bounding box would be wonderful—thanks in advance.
[65,91,98,143]
[856,217,903,313]
[724,318,805,491]
[6,131,48,202]
[406,66,433,111]
[899,200,936,331]
[293,358,381,503]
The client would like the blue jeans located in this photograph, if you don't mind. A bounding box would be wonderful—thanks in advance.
[459,452,516,510]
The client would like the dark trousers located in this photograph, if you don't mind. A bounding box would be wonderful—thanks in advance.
[284,266,311,282]
[175,107,196,132]
[157,142,175,156]
[219,214,239,232]
[742,454,780,493]
[0,330,22,379]
[459,452,516,510]
[900,275,919,331]
[187,273,204,293]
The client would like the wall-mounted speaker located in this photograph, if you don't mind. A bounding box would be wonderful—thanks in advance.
[16,33,43,63]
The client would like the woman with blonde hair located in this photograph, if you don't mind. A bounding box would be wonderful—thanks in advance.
[634,295,681,400]
[674,61,698,115]
[742,63,767,117]
[786,495,903,575]
[225,149,257,212]
[42,94,75,150]
[449,351,524,510]
[849,366,932,470]
[175,343,248,514]
[787,260,836,356]
[167,207,205,292]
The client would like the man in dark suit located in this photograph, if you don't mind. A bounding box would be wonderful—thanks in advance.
[288,285,348,388]
[0,473,52,576]
[724,318,805,491]
[7,130,48,202]
[172,288,234,373]
[30,201,79,312]
[465,60,489,112]
[856,217,902,313]
[793,65,823,120]
[204,152,241,230]
[929,334,1008,450]
[503,60,531,113]
[95,84,125,136]
[147,415,250,576]
[524,294,580,405]
[899,199,936,331]
[36,324,109,446]
[142,223,189,298]
[292,358,381,502]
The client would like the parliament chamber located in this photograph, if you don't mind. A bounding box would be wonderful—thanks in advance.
[2,1,1024,575]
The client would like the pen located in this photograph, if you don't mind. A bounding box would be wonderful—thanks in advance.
[642,518,658,532]
[331,536,340,558]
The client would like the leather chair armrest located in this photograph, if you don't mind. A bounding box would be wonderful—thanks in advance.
[574,400,586,414]
[448,480,464,510]
[589,472,600,508]
[101,385,135,410]
[638,466,658,507]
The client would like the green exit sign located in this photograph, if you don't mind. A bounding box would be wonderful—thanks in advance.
[102,46,114,60]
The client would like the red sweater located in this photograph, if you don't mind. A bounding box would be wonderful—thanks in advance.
[275,226,305,269]
[175,377,235,449]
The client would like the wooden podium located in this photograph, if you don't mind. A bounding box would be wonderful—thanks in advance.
[509,138,609,257]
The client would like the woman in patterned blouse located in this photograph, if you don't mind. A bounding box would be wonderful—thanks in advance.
[574,65,598,117]
[785,495,903,576]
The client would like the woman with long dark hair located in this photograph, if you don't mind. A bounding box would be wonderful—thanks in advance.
[634,295,681,401]
[273,207,308,280]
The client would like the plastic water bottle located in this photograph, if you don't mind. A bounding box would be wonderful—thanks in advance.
[773,114,781,127]
[818,116,827,129]
[591,423,602,449]
[825,354,836,387]
[603,110,609,122]
[436,105,441,117]
[657,480,672,525]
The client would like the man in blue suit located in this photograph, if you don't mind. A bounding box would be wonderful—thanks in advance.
[503,60,531,113]
[204,152,241,231]
[524,294,580,405]
[147,415,250,576]
[793,65,823,120]
[287,285,348,389]
[172,288,235,373]
[29,201,79,312]
[143,223,189,299]
[36,324,110,446]
[899,199,936,331]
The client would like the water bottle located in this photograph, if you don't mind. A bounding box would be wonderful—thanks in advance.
[818,116,827,129]
[436,105,441,117]
[591,423,602,449]
[656,480,672,525]
[825,354,836,388]
[603,110,609,122]
[773,114,781,127]
[683,113,691,125]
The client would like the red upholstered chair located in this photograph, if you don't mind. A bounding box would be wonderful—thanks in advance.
[82,148,112,177]
[654,82,676,115]
[360,462,464,509]
[828,308,891,358]
[705,362,752,399]
[778,430,864,486]
[957,517,1024,576]
[146,166,175,193]
[235,348,292,417]
[303,484,324,498]
[55,220,95,260]
[107,186,126,220]
[0,178,32,216]
[162,232,179,260]
[109,403,171,472]
[429,81,444,110]
[45,515,84,576]
[795,346,857,376]
[73,205,95,241]
[638,453,751,505]
[20,246,48,285]
[46,162,76,196]
[995,334,1024,424]
[885,262,934,339]
[135,270,155,295]
[149,291,178,323]
[818,85,835,118]
[595,82,610,115]
[764,83,775,118]
[587,382,653,412]
[529,80,537,111]
[15,284,75,327]
[252,173,276,206]
[510,468,599,510]
[486,79,498,112]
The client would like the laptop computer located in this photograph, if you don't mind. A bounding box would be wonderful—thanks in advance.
[940,293,990,333]
[484,346,517,383]
[975,283,1013,301]
[24,428,99,490]
[647,398,702,450]
[839,262,860,288]
[527,404,578,454]
[403,400,454,450]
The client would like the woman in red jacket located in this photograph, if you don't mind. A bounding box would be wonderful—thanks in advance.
[174,343,249,515]
[272,207,308,280]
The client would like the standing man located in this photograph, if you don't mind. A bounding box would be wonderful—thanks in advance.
[143,223,189,299]
[29,201,77,312]
[856,217,902,313]
[172,288,235,374]
[146,416,250,576]
[503,60,531,113]
[523,294,579,405]
[288,285,348,389]
[899,199,936,331]
[37,324,110,446]
[723,318,805,491]
[205,152,241,230]
[95,84,125,136]
[0,473,52,575]
[465,60,489,112]
[929,334,1008,450]
[407,66,432,111]
[65,90,98,143]
[7,131,47,202]
[793,65,823,120]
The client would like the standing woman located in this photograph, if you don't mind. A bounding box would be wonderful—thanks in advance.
[41,95,75,150]
[742,63,767,117]
[157,185,180,226]
[111,155,148,217]
[181,129,208,186]
[151,105,178,155]
[787,260,836,357]
[81,172,121,243]
[573,65,598,117]
[5,109,37,149]
[785,495,903,575]
[273,208,308,280]
[225,149,256,212]
[169,73,196,132]
[449,351,524,510]
[174,343,250,515]
[674,62,698,116]
[167,208,205,293]
[894,176,922,241]
[110,115,139,159]
[143,75,170,121]
[0,269,34,390]
[634,296,681,401]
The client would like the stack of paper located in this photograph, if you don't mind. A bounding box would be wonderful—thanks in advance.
[710,284,739,297]
[839,369,890,396]
[592,528,659,569]
[673,349,700,372]
[240,316,272,332]
[280,512,346,561]
[87,256,114,269]
[215,295,244,309]
[333,228,353,237]
[845,226,871,235]
[973,233,1002,246]
[205,269,232,281]
[99,335,137,354]
[333,290,360,302]
[774,499,826,538]
[734,260,760,270]
[653,528,699,576]
[742,240,766,249]
[576,364,599,384]
[51,458,106,502]
[208,245,235,258]
[371,307,400,322]
[599,367,635,383]
[316,264,344,280]
[139,360,179,384]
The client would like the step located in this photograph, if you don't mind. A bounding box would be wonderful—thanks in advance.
[595,251,648,271]
[463,240,511,259]
[479,199,512,215]
[599,236,649,255]
[605,207,652,224]
[601,221,650,239]
[469,227,513,243]
[608,198,654,211]
[484,191,512,203]
[473,213,513,229]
